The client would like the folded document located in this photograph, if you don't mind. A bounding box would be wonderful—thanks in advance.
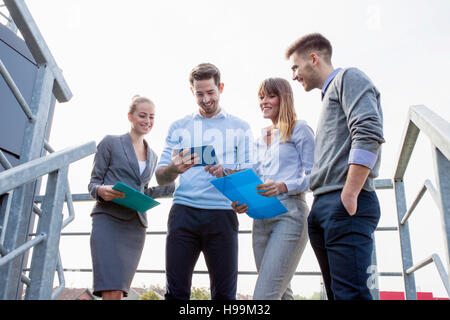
[210,169,287,219]
[111,181,160,213]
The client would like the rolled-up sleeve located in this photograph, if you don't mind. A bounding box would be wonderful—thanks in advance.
[341,69,385,169]
[348,148,378,169]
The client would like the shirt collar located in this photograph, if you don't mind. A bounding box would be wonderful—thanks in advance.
[321,68,342,100]
[261,126,279,136]
[193,108,227,119]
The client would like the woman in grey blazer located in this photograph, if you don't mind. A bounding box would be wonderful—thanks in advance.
[88,95,174,300]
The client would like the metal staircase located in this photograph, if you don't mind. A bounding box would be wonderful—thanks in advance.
[0,0,95,300]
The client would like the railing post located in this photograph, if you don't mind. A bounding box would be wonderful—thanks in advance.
[394,180,417,300]
[369,234,380,300]
[0,65,54,300]
[25,167,68,300]
[432,147,450,275]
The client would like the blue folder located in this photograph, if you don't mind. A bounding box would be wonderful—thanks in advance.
[210,169,287,220]
[111,182,160,213]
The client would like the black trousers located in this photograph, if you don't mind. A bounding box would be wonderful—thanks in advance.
[308,189,380,300]
[165,204,239,300]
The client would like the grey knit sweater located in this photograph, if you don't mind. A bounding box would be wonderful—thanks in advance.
[310,67,385,196]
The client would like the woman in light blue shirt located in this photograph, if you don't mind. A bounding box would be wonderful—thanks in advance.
[232,78,315,300]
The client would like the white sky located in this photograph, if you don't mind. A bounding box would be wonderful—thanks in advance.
[12,0,450,297]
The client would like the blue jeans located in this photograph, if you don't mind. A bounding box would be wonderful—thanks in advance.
[165,204,239,300]
[252,195,309,300]
[308,189,380,300]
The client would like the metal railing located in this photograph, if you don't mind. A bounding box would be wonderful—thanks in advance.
[39,106,450,300]
[35,178,401,300]
[1,0,449,301]
[0,142,96,299]
[0,1,17,33]
[393,105,450,299]
[0,0,81,300]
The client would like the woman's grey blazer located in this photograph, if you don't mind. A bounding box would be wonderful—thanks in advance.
[88,133,174,228]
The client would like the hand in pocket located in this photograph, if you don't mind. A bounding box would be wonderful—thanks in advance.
[341,190,358,216]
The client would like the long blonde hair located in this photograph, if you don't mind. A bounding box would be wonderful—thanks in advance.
[257,78,297,143]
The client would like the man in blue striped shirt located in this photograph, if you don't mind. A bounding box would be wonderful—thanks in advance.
[155,63,253,300]
[286,33,385,300]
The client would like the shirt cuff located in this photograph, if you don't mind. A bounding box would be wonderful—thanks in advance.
[284,175,310,195]
[285,181,297,195]
[348,149,377,169]
[94,185,106,203]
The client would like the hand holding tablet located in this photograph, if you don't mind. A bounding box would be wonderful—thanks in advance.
[172,145,220,175]
[173,145,219,167]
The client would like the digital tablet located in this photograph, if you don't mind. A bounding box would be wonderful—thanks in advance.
[174,145,219,167]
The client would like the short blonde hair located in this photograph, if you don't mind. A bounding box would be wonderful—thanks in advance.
[129,95,154,114]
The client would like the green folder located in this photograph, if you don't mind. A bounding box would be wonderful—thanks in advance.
[111,181,160,213]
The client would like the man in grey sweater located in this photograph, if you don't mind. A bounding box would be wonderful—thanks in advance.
[285,33,385,300]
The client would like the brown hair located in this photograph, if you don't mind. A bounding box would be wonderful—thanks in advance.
[189,63,221,88]
[285,33,332,63]
[258,78,297,143]
[129,95,154,114]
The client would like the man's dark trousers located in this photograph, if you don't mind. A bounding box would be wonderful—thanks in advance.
[165,203,239,300]
[308,189,380,300]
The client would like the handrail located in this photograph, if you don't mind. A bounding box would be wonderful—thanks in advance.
[44,180,402,291]
[405,254,450,297]
[401,180,440,225]
[0,141,96,299]
[0,11,9,21]
[0,142,96,195]
[394,105,450,180]
[0,149,12,170]
[51,253,65,300]
[43,141,76,229]
[42,226,397,237]
[0,58,35,121]
[0,233,46,267]
[0,1,17,33]
[0,244,31,285]
[393,105,450,300]
[374,178,393,189]
[54,268,403,278]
